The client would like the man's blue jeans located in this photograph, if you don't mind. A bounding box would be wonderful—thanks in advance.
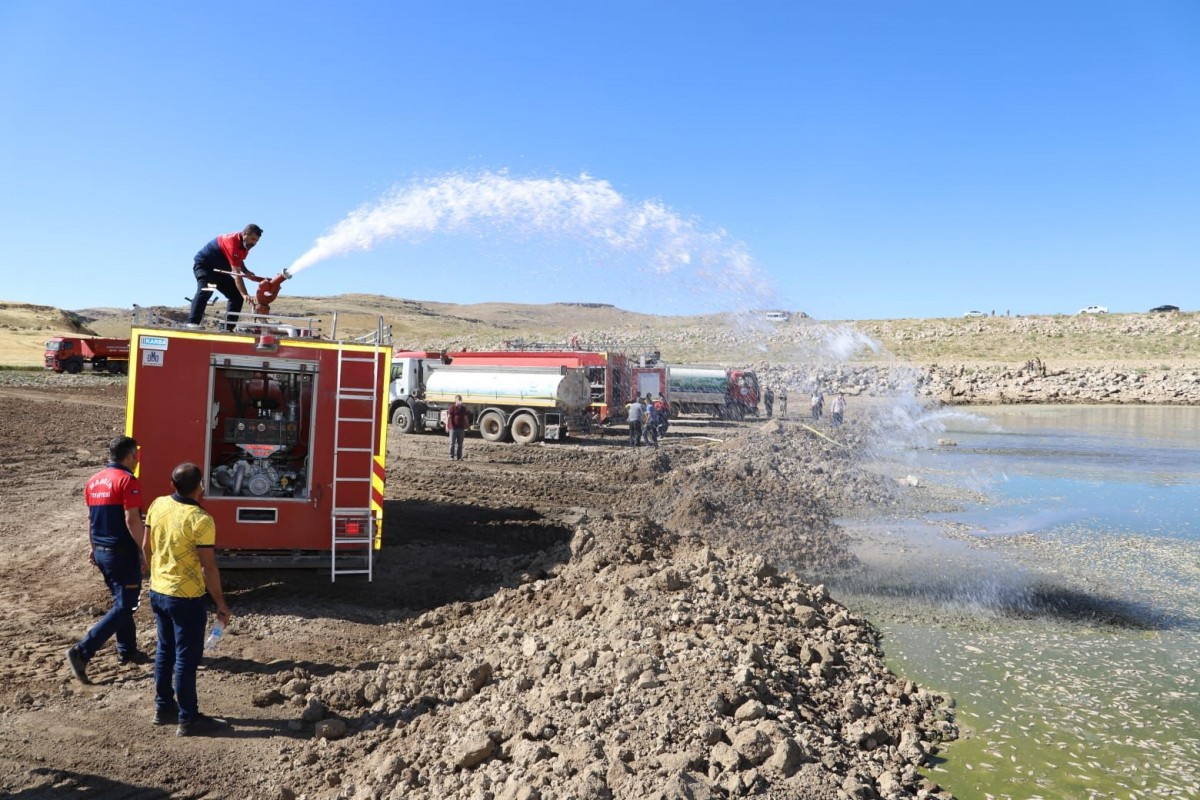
[78,548,141,660]
[150,590,206,723]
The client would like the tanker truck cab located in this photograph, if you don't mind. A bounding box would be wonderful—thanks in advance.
[389,352,589,444]
[388,352,443,434]
[730,369,760,417]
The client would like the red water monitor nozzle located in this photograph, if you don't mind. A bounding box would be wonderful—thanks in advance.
[254,268,292,314]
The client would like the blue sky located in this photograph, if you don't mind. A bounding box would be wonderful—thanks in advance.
[1,1,1196,320]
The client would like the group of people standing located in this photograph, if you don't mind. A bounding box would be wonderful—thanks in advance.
[758,386,846,426]
[66,436,230,737]
[762,386,786,418]
[807,389,846,425]
[626,394,669,447]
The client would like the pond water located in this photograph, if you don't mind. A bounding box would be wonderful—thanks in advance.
[837,406,1200,800]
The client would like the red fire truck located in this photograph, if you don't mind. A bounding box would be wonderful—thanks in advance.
[125,310,392,580]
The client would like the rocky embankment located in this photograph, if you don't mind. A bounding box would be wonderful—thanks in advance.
[757,362,1200,405]
[234,420,954,800]
[272,520,956,800]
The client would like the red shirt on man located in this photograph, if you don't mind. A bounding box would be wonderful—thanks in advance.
[85,463,143,550]
[447,403,470,430]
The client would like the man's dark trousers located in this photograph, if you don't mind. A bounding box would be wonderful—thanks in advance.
[189,268,244,328]
[150,590,206,723]
[77,547,141,660]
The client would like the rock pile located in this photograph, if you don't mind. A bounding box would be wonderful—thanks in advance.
[276,519,955,800]
[242,417,951,800]
[642,419,896,572]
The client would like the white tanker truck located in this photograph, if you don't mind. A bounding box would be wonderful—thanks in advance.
[389,351,590,444]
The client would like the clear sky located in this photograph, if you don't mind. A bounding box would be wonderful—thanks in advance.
[1,1,1196,320]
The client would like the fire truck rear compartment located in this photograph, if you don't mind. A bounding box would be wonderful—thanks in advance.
[207,363,315,500]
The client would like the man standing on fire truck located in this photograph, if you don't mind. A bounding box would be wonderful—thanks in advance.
[187,224,263,330]
[66,435,149,684]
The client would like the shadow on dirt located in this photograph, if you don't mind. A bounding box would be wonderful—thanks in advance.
[207,654,381,678]
[220,499,573,624]
[11,769,173,800]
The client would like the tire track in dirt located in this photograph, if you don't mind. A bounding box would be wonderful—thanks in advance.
[0,389,127,711]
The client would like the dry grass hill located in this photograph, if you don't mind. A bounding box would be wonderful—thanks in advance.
[2,296,1197,369]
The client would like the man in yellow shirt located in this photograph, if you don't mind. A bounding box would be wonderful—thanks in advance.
[143,462,232,736]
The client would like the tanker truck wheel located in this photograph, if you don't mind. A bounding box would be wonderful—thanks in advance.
[510,413,539,445]
[391,405,416,434]
[478,411,508,442]
[64,358,83,374]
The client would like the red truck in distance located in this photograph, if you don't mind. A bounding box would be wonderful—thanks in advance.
[44,336,131,374]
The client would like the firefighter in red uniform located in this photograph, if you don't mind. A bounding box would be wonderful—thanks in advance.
[187,224,263,330]
[66,436,149,683]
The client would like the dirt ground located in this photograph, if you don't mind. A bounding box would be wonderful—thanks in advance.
[0,379,949,800]
[0,380,596,796]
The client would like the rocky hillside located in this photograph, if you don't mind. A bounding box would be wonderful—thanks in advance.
[4,298,1196,407]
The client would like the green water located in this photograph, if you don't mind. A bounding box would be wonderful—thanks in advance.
[840,406,1200,800]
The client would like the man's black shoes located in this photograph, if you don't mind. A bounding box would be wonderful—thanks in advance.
[65,646,90,684]
[176,713,228,737]
[153,707,178,726]
[118,650,153,666]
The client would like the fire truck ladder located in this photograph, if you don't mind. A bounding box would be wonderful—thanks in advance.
[330,343,382,581]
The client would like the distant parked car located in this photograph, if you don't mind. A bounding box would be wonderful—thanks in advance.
[1149,304,1179,313]
[1078,305,1108,315]
[963,310,986,318]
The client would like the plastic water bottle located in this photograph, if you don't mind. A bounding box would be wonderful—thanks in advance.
[204,623,224,652]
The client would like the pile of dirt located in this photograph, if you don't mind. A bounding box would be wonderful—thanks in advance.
[272,517,954,800]
[636,418,897,573]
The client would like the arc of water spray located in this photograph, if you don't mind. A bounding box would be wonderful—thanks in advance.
[286,171,775,307]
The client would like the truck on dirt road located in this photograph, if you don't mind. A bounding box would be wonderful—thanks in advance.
[44,336,130,374]
[446,346,653,424]
[667,364,761,419]
[390,351,590,443]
